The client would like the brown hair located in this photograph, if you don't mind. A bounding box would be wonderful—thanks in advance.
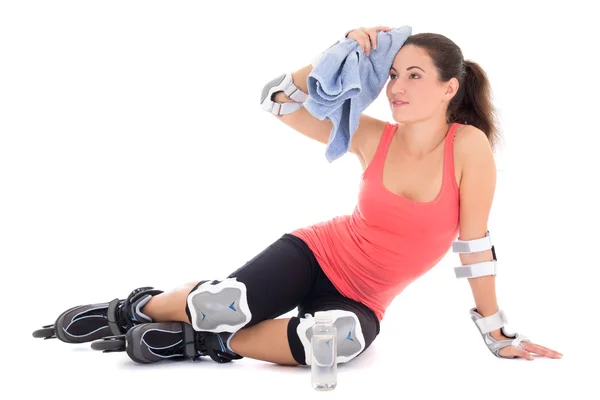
[403,33,501,152]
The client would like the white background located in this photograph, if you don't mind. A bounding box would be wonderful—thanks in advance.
[2,1,598,399]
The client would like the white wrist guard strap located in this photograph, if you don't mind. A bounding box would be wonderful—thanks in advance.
[452,231,498,279]
[470,307,531,359]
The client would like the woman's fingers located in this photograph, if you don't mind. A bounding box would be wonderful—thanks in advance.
[497,341,563,360]
[349,26,394,56]
[360,34,371,56]
[365,26,393,55]
[498,345,534,360]
[355,27,371,56]
[365,29,378,54]
[522,341,563,359]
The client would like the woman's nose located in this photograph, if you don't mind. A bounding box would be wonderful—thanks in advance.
[390,80,405,94]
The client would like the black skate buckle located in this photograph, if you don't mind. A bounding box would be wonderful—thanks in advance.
[183,323,203,361]
[106,298,124,336]
[128,286,153,298]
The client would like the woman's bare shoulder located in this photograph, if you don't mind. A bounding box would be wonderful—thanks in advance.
[350,115,389,165]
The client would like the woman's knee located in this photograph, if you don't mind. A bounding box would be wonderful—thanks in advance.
[286,309,375,366]
[185,278,252,332]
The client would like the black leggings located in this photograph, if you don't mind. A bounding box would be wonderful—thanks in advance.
[222,233,380,365]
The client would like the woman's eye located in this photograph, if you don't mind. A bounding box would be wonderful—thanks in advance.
[389,73,420,79]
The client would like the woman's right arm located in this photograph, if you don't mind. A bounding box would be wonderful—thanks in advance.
[270,64,336,148]
[271,63,383,161]
[268,26,392,159]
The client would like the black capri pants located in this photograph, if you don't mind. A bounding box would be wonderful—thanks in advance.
[223,233,380,365]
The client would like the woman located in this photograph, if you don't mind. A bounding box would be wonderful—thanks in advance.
[32,26,562,365]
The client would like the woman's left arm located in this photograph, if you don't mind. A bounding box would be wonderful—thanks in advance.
[455,126,562,360]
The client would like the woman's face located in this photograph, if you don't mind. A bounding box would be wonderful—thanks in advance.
[386,45,457,124]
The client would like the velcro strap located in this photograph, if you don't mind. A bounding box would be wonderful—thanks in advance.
[271,101,302,116]
[454,260,497,278]
[284,83,308,102]
[452,232,492,253]
[106,298,126,335]
[511,333,530,347]
[183,323,197,358]
[475,309,507,334]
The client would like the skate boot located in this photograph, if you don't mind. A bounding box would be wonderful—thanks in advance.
[32,286,163,343]
[91,321,243,364]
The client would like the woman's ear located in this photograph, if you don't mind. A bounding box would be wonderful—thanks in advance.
[445,77,459,102]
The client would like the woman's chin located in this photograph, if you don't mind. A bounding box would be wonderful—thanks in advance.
[392,115,413,124]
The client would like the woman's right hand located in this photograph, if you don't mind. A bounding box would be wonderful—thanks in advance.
[346,26,393,57]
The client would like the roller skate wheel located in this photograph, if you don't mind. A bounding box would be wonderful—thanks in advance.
[32,325,56,339]
[90,335,126,353]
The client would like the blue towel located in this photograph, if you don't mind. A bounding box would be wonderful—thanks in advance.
[304,26,412,162]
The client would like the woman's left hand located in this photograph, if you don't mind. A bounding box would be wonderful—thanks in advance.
[492,332,563,360]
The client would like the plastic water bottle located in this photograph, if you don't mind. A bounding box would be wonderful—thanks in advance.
[311,311,337,391]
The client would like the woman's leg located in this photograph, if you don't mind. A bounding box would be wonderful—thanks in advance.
[140,281,198,323]
[141,284,298,365]
[126,233,380,367]
[289,301,380,366]
[124,233,319,365]
[228,318,297,365]
[286,263,381,366]
[205,255,380,367]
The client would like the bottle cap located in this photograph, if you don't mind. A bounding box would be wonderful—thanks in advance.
[314,311,333,323]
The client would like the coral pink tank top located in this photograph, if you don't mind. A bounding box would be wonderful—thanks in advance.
[290,122,463,321]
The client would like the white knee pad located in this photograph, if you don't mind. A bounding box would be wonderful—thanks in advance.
[186,278,252,333]
[295,310,365,365]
